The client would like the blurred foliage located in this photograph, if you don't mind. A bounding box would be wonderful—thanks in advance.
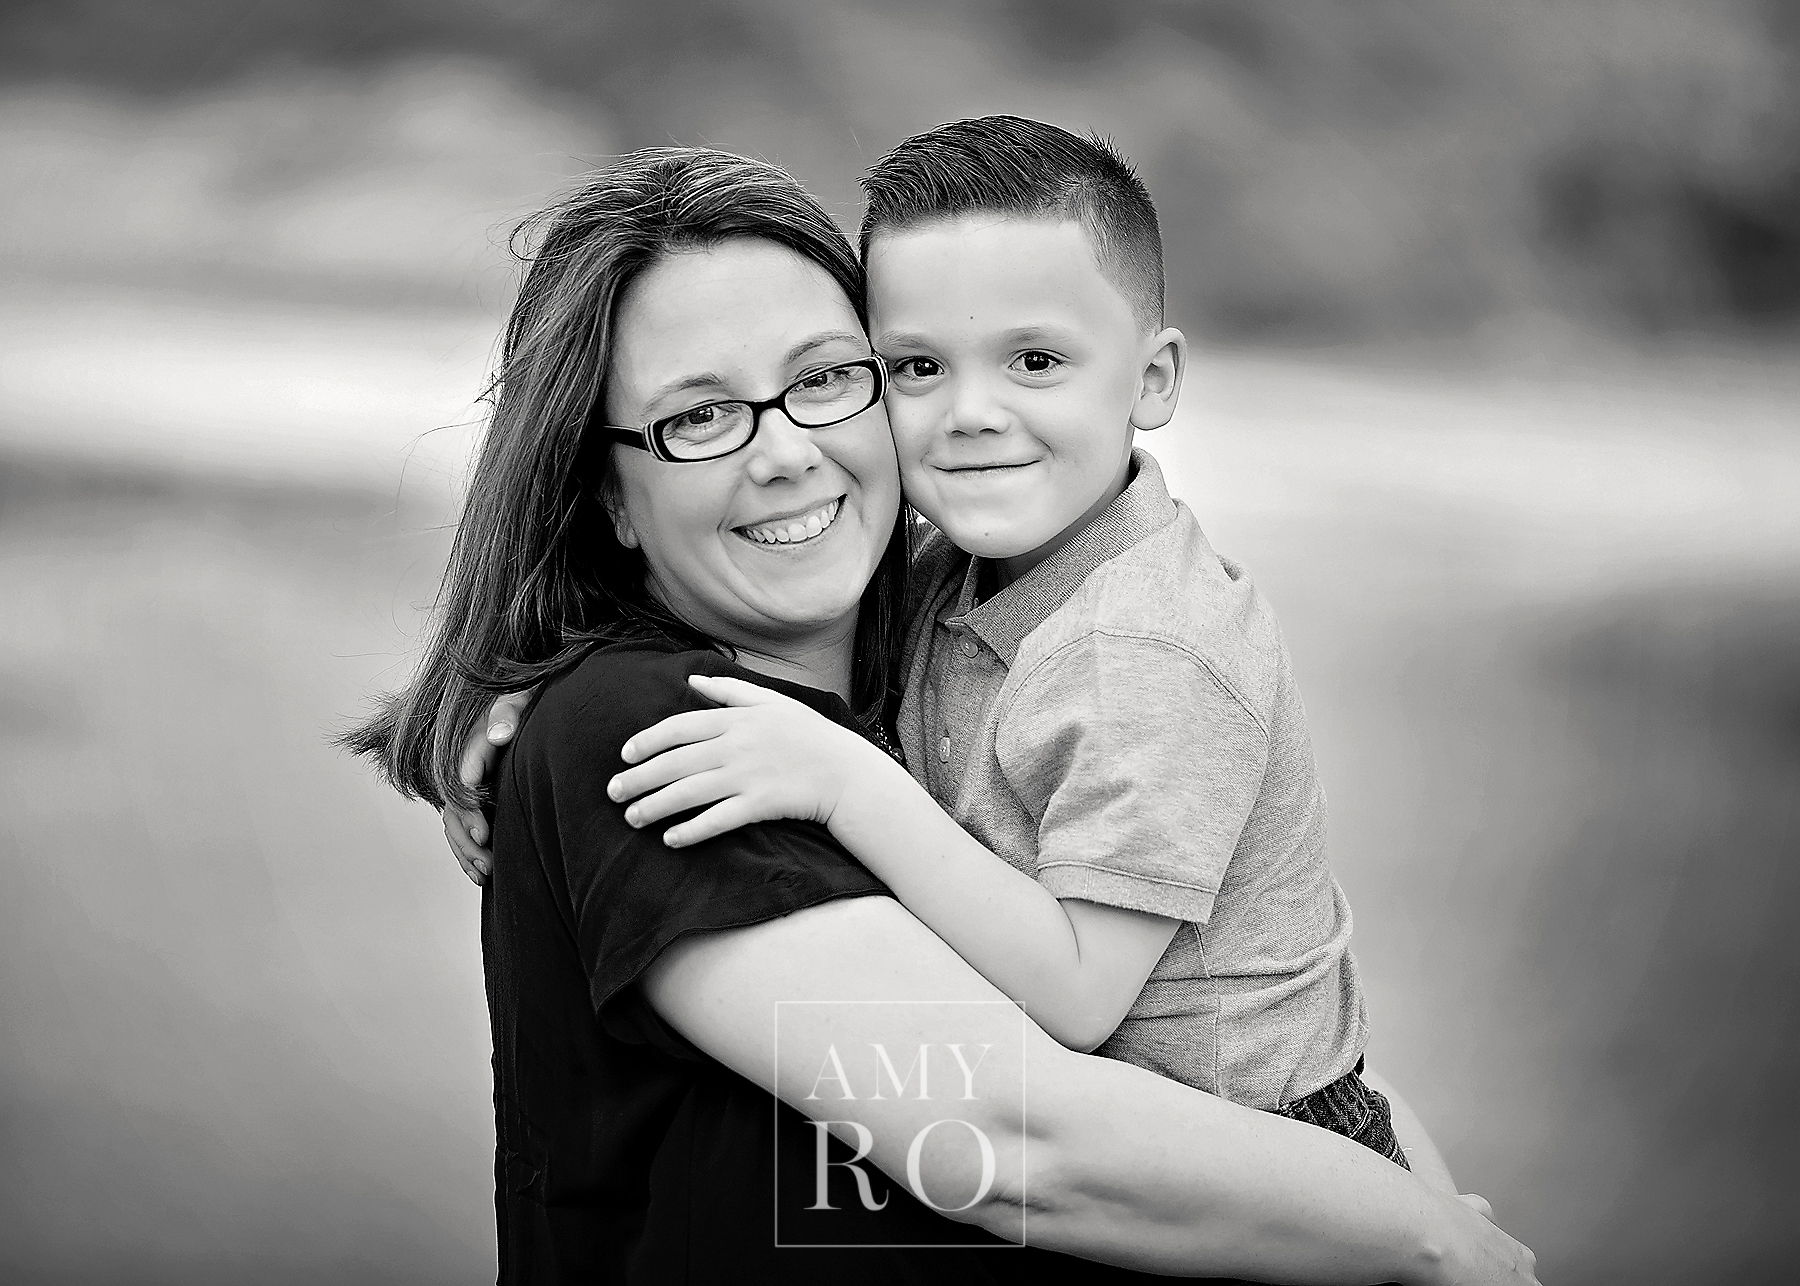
[2,0,1797,336]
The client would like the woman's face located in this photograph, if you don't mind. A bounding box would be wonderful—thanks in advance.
[604,238,901,657]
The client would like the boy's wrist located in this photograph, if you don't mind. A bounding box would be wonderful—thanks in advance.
[822,733,916,846]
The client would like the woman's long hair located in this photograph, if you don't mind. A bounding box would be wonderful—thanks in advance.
[342,148,911,809]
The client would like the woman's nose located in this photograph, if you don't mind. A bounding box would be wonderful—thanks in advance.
[744,407,824,483]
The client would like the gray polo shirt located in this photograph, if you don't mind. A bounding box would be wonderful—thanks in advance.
[896,449,1366,1109]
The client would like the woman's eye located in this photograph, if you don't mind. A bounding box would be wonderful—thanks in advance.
[893,357,942,380]
[664,403,741,441]
[1014,350,1062,374]
[794,368,843,392]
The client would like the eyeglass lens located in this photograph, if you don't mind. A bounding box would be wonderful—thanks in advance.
[657,362,879,460]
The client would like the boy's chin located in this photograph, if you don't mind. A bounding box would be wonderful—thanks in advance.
[932,521,1052,565]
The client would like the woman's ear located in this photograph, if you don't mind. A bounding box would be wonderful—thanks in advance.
[600,479,640,550]
[1130,327,1187,432]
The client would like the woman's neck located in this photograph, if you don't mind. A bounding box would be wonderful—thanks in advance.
[732,631,855,701]
[641,574,858,700]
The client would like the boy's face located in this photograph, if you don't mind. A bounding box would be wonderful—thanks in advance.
[866,215,1164,584]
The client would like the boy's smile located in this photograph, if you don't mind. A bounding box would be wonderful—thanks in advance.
[867,214,1184,588]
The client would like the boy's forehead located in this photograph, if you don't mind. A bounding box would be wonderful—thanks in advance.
[867,212,1101,270]
[866,214,1134,333]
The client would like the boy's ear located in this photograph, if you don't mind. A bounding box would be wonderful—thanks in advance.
[1130,327,1187,432]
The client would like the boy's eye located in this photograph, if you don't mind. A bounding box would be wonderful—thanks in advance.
[892,356,942,380]
[1013,350,1062,374]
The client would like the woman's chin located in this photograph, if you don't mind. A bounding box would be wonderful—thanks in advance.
[724,555,872,641]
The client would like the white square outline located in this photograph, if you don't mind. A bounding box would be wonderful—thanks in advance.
[772,999,1030,1250]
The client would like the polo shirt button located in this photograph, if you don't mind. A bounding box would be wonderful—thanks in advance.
[959,638,979,658]
[938,735,951,763]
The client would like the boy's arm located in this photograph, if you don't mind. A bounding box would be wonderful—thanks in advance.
[610,675,1180,1051]
[822,739,1183,1052]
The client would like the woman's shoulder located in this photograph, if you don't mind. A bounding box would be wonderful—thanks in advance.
[524,641,729,754]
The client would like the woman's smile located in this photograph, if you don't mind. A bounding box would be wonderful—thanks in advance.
[605,238,901,655]
[737,494,845,546]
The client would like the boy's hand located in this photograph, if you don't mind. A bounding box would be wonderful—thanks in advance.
[608,674,881,848]
[441,689,534,885]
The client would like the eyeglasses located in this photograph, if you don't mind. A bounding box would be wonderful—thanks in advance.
[601,358,887,463]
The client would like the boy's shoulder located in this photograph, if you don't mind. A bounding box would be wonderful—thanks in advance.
[906,521,967,604]
[1021,505,1288,710]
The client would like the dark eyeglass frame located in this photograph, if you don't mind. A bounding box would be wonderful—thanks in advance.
[600,357,888,463]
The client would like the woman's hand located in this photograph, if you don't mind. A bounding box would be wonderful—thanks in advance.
[441,689,535,885]
[1434,1190,1537,1286]
[608,674,884,847]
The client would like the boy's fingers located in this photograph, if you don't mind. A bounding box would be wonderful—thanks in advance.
[459,732,498,790]
[688,674,788,706]
[609,741,721,803]
[444,806,473,846]
[664,797,761,848]
[619,709,731,763]
[620,771,733,829]
[483,688,535,744]
[446,806,494,872]
[443,812,487,885]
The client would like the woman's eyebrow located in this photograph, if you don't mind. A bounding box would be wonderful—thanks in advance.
[784,330,867,364]
[642,332,866,409]
[643,371,728,407]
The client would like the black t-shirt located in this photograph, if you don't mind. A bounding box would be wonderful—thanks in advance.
[486,640,1248,1284]
[486,641,1017,1283]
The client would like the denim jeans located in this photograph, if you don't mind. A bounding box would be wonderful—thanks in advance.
[1273,1057,1411,1169]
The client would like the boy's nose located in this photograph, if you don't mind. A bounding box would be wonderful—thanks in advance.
[744,407,824,483]
[945,376,1009,437]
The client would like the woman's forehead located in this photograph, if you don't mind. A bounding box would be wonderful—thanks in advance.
[610,240,863,408]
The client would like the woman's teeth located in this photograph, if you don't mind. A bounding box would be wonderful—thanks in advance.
[741,497,842,546]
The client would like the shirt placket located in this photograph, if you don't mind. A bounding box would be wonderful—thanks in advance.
[929,612,995,803]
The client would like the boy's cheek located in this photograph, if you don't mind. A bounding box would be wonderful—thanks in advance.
[895,456,950,529]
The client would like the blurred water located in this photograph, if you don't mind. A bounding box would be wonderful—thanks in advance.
[2,296,1796,1280]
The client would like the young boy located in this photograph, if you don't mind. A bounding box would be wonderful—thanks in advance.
[461,116,1442,1178]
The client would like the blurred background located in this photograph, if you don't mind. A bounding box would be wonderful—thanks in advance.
[1,1,1796,1282]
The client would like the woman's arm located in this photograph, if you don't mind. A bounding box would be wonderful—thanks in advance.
[613,674,1179,1051]
[643,893,1537,1285]
[1363,1069,1459,1195]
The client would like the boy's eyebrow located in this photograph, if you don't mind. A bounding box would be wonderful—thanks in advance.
[873,329,942,352]
[875,324,1084,353]
[999,324,1079,346]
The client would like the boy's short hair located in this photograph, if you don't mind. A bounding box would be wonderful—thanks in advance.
[860,115,1164,330]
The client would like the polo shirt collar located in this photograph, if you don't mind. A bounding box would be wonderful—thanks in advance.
[943,447,1179,665]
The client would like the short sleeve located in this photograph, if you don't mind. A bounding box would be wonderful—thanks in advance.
[503,647,891,1015]
[994,633,1269,925]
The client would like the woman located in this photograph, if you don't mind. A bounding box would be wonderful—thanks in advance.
[347,147,1536,1283]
